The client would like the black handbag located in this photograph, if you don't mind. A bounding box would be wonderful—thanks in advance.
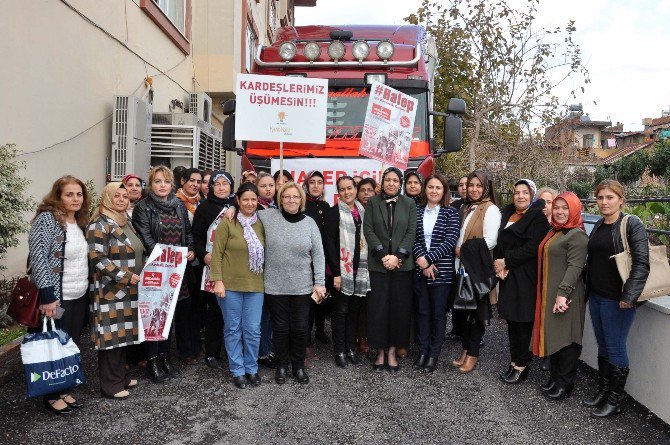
[452,266,477,311]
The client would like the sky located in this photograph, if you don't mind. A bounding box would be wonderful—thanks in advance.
[296,0,670,131]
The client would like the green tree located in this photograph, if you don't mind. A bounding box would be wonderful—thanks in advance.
[648,139,670,180]
[0,144,36,270]
[614,151,648,185]
[406,0,589,171]
[593,164,614,185]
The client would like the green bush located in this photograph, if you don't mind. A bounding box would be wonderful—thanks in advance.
[0,144,35,270]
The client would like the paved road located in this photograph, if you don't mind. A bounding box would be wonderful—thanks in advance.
[1,315,668,445]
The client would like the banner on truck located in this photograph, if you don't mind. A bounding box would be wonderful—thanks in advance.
[235,74,328,144]
[138,244,188,342]
[271,158,383,205]
[359,81,418,170]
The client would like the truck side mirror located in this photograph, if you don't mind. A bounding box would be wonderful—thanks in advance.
[432,97,466,156]
[222,99,236,116]
[221,99,237,151]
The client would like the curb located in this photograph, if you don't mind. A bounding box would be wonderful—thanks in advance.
[0,334,24,386]
[0,334,24,358]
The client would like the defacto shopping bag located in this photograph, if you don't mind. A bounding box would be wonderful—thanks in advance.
[20,318,85,398]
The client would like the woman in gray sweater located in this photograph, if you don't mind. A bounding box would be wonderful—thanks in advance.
[259,181,326,384]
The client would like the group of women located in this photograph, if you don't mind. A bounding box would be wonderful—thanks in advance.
[28,164,648,420]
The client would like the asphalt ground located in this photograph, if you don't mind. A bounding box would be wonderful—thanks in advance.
[1,313,669,445]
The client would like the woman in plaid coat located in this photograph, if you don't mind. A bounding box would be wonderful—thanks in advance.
[88,182,145,399]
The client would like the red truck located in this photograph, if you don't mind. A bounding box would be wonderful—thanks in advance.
[222,24,465,183]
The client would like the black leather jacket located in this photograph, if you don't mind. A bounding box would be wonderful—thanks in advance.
[589,212,649,305]
[131,196,195,255]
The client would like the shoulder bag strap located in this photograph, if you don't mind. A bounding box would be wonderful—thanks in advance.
[620,215,631,254]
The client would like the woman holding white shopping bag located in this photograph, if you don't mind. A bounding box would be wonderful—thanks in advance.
[28,175,90,415]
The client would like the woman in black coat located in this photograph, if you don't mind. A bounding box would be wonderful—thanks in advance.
[303,170,331,345]
[191,171,235,369]
[493,179,550,384]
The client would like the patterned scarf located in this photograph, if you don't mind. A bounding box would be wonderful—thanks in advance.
[338,200,370,296]
[237,212,264,274]
[258,196,277,209]
[177,188,201,214]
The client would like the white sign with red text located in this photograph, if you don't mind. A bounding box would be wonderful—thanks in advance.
[235,74,328,143]
[271,157,384,205]
[138,244,188,342]
[359,81,418,170]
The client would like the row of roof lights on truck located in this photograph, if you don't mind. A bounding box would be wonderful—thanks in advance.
[277,40,395,62]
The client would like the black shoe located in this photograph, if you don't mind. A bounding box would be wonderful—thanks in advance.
[372,362,385,372]
[412,354,428,371]
[205,356,224,370]
[545,384,573,401]
[334,352,348,368]
[275,367,287,384]
[292,368,310,384]
[591,364,629,418]
[479,339,485,347]
[583,356,610,408]
[499,364,514,381]
[541,378,556,393]
[43,399,74,415]
[245,373,261,387]
[423,357,438,373]
[540,357,551,372]
[232,376,247,389]
[501,367,529,384]
[387,364,400,373]
[159,353,180,377]
[60,395,85,409]
[346,349,361,365]
[146,356,169,384]
[258,352,278,369]
[315,330,330,344]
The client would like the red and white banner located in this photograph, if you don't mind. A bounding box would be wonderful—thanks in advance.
[235,74,328,144]
[138,244,188,342]
[359,81,418,170]
[271,157,383,205]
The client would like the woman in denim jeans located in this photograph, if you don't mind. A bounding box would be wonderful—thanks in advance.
[584,179,649,418]
[211,183,266,389]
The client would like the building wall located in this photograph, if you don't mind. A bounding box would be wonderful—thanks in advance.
[0,0,194,275]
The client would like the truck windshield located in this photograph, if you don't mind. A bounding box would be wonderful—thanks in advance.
[326,87,428,141]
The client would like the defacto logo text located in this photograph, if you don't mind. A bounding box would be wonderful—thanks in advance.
[41,364,79,380]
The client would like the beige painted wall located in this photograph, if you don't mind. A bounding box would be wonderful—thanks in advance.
[0,0,194,275]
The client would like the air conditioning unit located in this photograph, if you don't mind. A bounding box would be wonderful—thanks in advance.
[151,112,224,172]
[110,96,152,181]
[190,92,212,124]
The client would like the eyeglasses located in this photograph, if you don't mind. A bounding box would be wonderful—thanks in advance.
[282,195,301,201]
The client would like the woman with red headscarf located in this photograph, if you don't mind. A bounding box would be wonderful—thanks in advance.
[532,192,589,401]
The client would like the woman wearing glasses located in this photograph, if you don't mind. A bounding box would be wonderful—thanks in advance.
[259,182,326,384]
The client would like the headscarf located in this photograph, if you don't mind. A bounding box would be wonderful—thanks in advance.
[303,170,325,202]
[533,191,585,356]
[95,182,128,227]
[461,170,492,215]
[207,170,235,206]
[380,167,403,201]
[514,178,538,204]
[122,174,142,186]
[403,170,424,204]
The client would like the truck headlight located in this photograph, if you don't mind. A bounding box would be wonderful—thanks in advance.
[303,42,321,61]
[328,40,346,60]
[279,42,297,61]
[376,41,394,60]
[352,40,370,61]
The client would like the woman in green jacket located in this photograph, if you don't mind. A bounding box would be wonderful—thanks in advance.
[363,167,417,373]
[532,192,589,400]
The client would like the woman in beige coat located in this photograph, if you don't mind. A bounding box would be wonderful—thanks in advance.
[532,192,589,400]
